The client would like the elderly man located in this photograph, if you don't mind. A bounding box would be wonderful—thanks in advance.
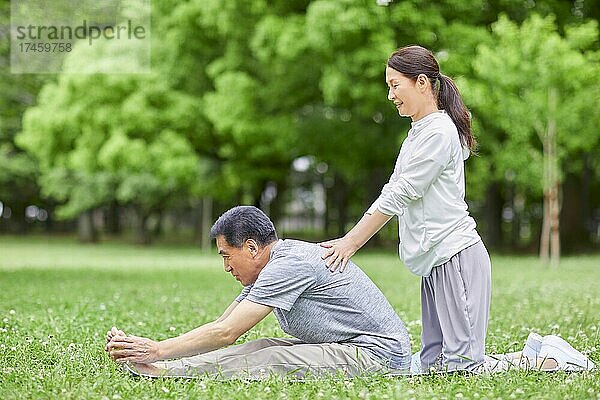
[106,206,412,379]
[106,206,595,378]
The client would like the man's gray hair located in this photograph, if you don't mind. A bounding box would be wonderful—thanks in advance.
[210,206,278,248]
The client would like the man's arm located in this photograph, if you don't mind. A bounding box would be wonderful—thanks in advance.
[107,300,272,363]
[104,301,238,352]
[215,300,240,322]
[158,300,272,359]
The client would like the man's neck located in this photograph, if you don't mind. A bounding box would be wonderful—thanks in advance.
[255,240,277,270]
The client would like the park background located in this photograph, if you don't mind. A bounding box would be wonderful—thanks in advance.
[0,0,599,399]
[1,0,599,256]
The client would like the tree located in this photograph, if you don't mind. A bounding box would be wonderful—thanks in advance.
[296,0,492,236]
[468,14,600,266]
[8,0,600,250]
[17,31,204,243]
[0,1,52,233]
[16,0,313,241]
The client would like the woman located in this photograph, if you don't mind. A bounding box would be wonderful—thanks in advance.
[321,45,490,372]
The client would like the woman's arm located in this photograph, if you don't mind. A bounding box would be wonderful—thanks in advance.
[320,209,392,272]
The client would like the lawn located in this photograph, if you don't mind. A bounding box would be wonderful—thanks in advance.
[1,236,598,399]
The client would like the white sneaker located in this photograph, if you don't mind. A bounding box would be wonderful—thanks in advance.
[522,332,543,359]
[539,335,596,371]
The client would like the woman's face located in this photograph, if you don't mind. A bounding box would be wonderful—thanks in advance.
[385,66,427,120]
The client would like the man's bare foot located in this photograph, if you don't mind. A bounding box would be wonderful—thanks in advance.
[126,362,166,377]
[538,358,558,371]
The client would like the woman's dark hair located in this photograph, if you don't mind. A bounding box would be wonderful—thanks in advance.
[387,45,476,151]
[210,206,278,248]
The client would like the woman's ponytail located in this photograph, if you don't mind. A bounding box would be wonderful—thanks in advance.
[438,74,476,151]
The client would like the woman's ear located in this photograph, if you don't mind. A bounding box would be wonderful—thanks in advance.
[417,74,429,90]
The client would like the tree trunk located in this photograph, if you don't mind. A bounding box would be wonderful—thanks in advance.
[334,173,349,237]
[193,200,202,244]
[9,203,28,234]
[549,183,560,267]
[201,197,212,251]
[560,171,589,253]
[548,88,560,267]
[484,181,503,250]
[134,207,151,245]
[77,210,98,243]
[581,153,592,238]
[152,211,163,238]
[267,179,287,228]
[105,201,121,235]
[539,87,560,267]
[540,192,550,263]
[508,183,520,250]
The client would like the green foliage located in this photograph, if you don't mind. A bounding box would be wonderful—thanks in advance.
[5,0,600,249]
[16,30,205,217]
[0,1,52,220]
[467,14,600,195]
[0,144,38,202]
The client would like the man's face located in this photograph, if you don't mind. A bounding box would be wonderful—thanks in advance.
[216,235,261,286]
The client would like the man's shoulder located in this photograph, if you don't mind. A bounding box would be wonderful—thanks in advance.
[259,239,320,280]
[247,240,319,311]
[271,239,319,260]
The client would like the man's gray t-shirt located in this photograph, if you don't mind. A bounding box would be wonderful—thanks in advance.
[235,239,411,369]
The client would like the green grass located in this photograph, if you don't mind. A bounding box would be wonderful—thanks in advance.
[0,236,598,399]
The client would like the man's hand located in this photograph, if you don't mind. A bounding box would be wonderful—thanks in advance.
[106,334,161,364]
[320,236,359,272]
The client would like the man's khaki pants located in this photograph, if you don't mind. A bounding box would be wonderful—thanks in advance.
[149,338,387,380]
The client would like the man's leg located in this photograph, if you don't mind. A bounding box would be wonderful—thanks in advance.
[126,338,301,377]
[427,241,492,372]
[147,339,386,379]
[144,338,300,377]
[204,341,386,379]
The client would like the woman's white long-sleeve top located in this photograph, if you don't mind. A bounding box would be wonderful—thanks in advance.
[367,111,481,277]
